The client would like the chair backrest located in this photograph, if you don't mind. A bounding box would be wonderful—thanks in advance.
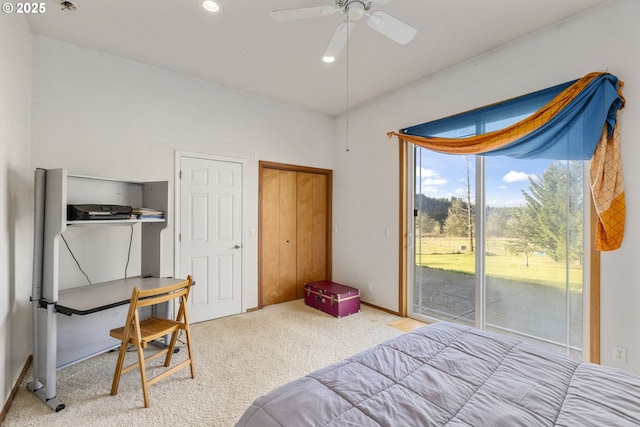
[125,276,193,324]
[132,276,192,308]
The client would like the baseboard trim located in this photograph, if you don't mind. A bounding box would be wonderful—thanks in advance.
[1,355,32,423]
[361,301,400,316]
[247,301,399,316]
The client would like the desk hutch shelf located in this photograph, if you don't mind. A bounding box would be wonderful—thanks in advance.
[29,168,171,411]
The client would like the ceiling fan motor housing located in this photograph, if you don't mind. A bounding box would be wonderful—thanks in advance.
[338,0,373,21]
[336,0,374,8]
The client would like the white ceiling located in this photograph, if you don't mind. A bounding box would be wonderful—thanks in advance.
[27,0,610,116]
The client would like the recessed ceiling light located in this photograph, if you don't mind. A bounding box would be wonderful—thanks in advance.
[202,0,222,13]
[322,56,335,64]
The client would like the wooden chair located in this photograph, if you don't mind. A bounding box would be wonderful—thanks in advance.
[110,275,195,408]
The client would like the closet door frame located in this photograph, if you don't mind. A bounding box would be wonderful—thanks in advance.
[258,161,333,308]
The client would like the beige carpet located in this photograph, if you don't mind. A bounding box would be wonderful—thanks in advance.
[4,300,404,427]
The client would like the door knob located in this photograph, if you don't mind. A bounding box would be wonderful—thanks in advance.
[233,244,241,249]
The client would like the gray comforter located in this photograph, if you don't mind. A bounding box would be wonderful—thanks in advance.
[236,322,640,426]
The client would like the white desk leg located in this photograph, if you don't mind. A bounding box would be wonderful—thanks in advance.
[27,302,65,412]
[27,299,43,392]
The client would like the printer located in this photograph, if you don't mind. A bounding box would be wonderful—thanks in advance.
[67,204,133,220]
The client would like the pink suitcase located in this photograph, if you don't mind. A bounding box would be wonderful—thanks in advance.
[304,281,360,318]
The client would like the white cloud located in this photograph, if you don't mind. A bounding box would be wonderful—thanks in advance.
[418,168,447,192]
[418,168,440,179]
[425,177,447,185]
[502,170,533,183]
[498,185,508,190]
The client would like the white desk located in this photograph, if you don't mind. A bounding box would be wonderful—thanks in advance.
[56,276,184,315]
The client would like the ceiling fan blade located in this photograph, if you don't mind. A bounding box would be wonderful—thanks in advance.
[366,11,417,45]
[271,6,337,22]
[323,21,354,59]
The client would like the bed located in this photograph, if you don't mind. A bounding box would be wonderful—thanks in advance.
[235,322,640,426]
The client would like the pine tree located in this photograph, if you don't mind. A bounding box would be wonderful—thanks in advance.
[509,161,583,264]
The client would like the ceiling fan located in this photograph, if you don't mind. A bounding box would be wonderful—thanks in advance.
[271,0,417,61]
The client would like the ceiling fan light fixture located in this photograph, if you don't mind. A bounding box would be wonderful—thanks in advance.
[346,1,365,21]
[202,0,222,13]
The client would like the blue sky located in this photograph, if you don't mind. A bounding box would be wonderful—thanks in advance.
[416,150,555,208]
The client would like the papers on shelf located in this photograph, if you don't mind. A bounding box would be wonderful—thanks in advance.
[132,207,164,219]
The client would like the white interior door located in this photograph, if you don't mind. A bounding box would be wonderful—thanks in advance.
[179,155,243,323]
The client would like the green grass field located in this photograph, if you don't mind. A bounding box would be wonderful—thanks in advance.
[415,236,582,291]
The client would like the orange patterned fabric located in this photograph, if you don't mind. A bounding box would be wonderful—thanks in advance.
[590,113,625,250]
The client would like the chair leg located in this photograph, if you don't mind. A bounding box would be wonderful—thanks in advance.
[184,326,196,378]
[136,342,151,408]
[163,331,179,367]
[110,341,128,396]
[182,302,195,378]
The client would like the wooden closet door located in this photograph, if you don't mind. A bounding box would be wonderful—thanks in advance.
[261,168,297,305]
[260,161,332,308]
[296,172,327,298]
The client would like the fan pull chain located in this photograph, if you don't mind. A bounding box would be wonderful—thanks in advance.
[345,15,350,152]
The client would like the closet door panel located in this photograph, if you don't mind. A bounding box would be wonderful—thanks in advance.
[296,173,313,297]
[296,172,328,297]
[261,169,297,305]
[310,173,327,282]
[260,168,280,305]
[279,170,297,301]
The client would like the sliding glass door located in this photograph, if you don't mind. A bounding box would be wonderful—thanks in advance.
[413,151,476,325]
[410,146,585,357]
[483,157,584,356]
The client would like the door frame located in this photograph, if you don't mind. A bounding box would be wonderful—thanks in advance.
[258,161,333,308]
[174,150,247,313]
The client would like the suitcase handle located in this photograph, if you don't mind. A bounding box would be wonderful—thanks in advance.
[313,291,335,305]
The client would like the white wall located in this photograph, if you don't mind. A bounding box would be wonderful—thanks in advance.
[0,15,32,410]
[333,0,640,372]
[31,35,334,311]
